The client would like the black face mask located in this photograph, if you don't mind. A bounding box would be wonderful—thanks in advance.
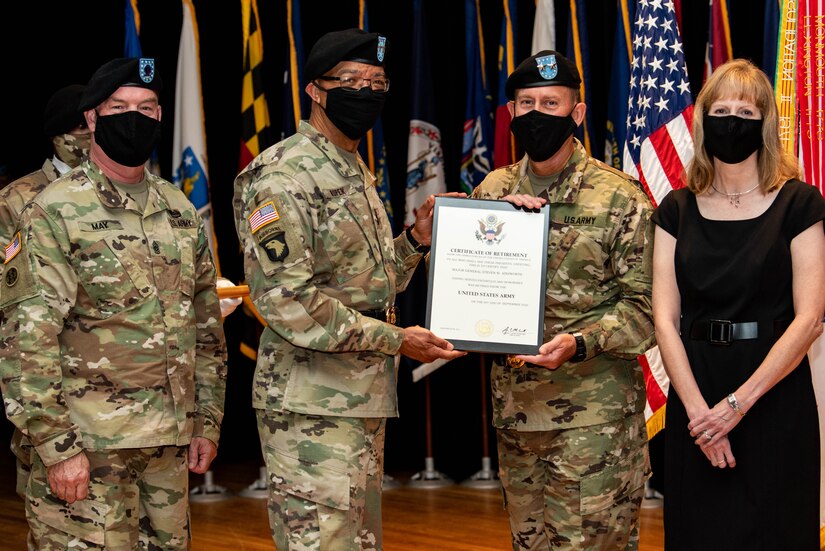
[703,114,763,164]
[323,86,386,140]
[94,111,161,167]
[510,108,578,162]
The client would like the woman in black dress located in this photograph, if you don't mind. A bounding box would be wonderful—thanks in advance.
[651,59,825,550]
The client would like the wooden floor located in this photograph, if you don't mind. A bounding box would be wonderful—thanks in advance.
[0,455,664,550]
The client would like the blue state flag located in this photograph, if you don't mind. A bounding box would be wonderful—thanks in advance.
[566,0,594,155]
[763,0,780,84]
[493,0,517,169]
[281,0,305,139]
[605,0,635,168]
[124,0,161,175]
[406,0,446,227]
[358,0,393,225]
[172,0,217,262]
[460,0,493,194]
[124,0,142,57]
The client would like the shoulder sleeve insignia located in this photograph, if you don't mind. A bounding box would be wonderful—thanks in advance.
[248,201,281,234]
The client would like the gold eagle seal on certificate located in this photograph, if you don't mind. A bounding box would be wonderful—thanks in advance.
[475,319,494,337]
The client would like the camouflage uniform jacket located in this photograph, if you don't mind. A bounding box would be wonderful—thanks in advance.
[233,121,423,417]
[471,140,655,431]
[0,159,62,248]
[0,159,227,467]
[0,159,64,468]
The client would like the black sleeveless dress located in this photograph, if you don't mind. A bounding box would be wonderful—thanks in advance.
[651,180,825,550]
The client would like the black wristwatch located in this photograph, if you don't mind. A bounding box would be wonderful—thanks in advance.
[405,224,429,252]
[569,332,587,362]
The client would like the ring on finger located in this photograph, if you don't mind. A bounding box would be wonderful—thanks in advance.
[702,430,713,441]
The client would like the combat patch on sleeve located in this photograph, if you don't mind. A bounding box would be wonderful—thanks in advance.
[253,216,303,268]
[260,231,289,261]
[248,201,281,234]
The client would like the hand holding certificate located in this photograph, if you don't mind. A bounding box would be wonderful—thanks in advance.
[425,197,549,354]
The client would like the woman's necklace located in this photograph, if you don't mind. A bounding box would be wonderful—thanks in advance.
[710,182,760,207]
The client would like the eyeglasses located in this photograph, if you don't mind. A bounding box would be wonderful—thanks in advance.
[315,75,390,93]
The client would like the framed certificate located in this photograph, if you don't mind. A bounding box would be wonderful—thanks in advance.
[425,196,549,354]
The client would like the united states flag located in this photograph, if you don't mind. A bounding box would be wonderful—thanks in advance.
[4,232,20,263]
[622,0,695,438]
[248,202,280,234]
[623,0,694,207]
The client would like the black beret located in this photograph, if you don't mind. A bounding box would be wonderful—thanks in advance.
[78,57,163,112]
[304,29,389,82]
[505,50,581,100]
[43,84,87,137]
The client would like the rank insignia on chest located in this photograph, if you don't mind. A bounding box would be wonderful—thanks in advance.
[4,233,21,264]
[248,201,280,234]
[4,267,18,287]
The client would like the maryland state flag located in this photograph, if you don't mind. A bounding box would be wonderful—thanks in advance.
[239,0,272,360]
[239,0,272,170]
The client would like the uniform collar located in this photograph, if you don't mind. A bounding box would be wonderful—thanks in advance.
[515,139,589,203]
[82,159,170,215]
[298,120,364,180]
[41,158,62,182]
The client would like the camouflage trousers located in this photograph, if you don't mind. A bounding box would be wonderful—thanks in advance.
[257,409,386,551]
[25,445,190,550]
[496,412,650,551]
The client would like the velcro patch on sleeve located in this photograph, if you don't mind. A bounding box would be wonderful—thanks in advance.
[248,201,281,234]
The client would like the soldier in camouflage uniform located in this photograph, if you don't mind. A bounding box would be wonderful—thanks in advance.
[0,57,227,550]
[470,51,655,550]
[233,29,464,551]
[0,83,90,501]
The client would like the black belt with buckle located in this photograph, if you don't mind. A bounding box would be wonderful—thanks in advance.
[360,306,398,325]
[687,319,791,345]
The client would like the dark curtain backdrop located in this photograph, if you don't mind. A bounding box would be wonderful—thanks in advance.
[0,0,764,480]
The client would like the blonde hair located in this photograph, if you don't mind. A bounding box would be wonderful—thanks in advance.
[686,58,799,194]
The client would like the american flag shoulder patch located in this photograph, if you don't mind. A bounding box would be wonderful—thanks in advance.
[4,232,21,264]
[248,201,280,234]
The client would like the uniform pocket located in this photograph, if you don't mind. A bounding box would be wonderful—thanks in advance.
[321,194,378,285]
[580,445,647,515]
[546,227,604,312]
[75,238,149,316]
[265,444,351,511]
[36,496,111,547]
